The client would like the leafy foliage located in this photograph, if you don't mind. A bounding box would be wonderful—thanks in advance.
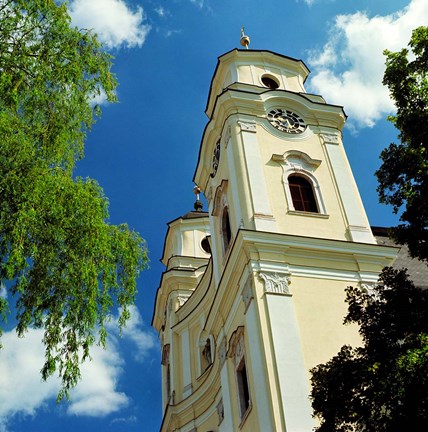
[376,26,428,260]
[311,268,428,432]
[0,0,147,400]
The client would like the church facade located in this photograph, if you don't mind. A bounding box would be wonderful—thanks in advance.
[152,47,398,432]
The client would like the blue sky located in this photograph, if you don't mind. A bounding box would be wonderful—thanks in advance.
[1,0,427,431]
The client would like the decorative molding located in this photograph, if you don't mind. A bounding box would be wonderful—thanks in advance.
[217,399,225,425]
[212,179,228,216]
[210,139,221,178]
[347,225,373,243]
[360,282,380,299]
[227,326,245,366]
[218,337,227,369]
[320,133,340,144]
[241,279,254,312]
[183,383,193,398]
[287,210,329,219]
[237,120,257,133]
[177,295,189,308]
[169,390,175,405]
[272,150,321,173]
[259,272,291,295]
[272,150,327,215]
[161,344,170,366]
[223,125,232,148]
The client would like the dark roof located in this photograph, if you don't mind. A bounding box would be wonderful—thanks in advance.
[181,210,209,220]
[372,226,428,289]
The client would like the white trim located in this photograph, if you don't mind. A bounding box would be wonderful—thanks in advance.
[227,136,243,228]
[251,259,379,284]
[181,329,192,398]
[239,120,277,231]
[322,140,375,243]
[241,277,254,312]
[265,294,315,431]
[273,150,327,214]
[259,72,281,89]
[259,271,291,295]
[219,337,234,432]
[207,205,221,286]
[245,302,275,431]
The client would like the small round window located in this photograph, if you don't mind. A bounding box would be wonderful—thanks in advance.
[201,236,211,254]
[261,75,279,90]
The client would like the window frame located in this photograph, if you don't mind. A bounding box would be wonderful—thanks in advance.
[273,150,327,215]
[212,180,234,257]
[221,205,232,253]
[288,174,319,213]
[197,331,215,377]
[227,327,252,424]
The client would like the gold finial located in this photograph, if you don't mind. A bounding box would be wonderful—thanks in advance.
[240,26,250,49]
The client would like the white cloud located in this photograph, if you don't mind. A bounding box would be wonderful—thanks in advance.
[0,306,155,428]
[165,29,183,38]
[0,329,59,431]
[90,88,109,106]
[155,6,167,18]
[108,305,156,362]
[67,343,128,416]
[190,0,205,8]
[68,0,150,49]
[307,0,428,129]
[0,284,6,300]
[110,415,137,425]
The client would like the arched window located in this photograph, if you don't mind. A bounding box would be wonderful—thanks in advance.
[201,338,212,372]
[228,326,251,420]
[198,332,214,375]
[221,206,232,251]
[161,344,172,404]
[288,175,318,213]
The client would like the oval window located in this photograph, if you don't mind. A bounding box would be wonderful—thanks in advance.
[261,75,279,90]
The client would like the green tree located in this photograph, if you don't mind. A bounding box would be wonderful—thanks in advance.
[0,0,147,400]
[310,27,428,431]
[310,268,428,432]
[376,26,428,261]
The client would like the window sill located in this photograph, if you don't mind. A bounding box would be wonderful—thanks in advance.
[287,210,329,219]
[239,402,252,429]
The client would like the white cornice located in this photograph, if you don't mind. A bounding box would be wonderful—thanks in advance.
[194,90,346,190]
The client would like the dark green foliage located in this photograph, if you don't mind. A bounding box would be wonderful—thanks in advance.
[376,26,428,260]
[0,0,147,400]
[311,268,428,432]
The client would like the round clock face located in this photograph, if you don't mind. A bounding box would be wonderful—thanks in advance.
[267,109,306,134]
[211,139,221,178]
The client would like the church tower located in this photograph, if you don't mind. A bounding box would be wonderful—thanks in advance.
[152,39,398,432]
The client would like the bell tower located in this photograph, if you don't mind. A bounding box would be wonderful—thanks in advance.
[195,47,377,280]
[153,41,398,432]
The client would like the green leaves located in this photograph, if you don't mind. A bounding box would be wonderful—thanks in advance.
[0,1,147,400]
[377,26,428,260]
